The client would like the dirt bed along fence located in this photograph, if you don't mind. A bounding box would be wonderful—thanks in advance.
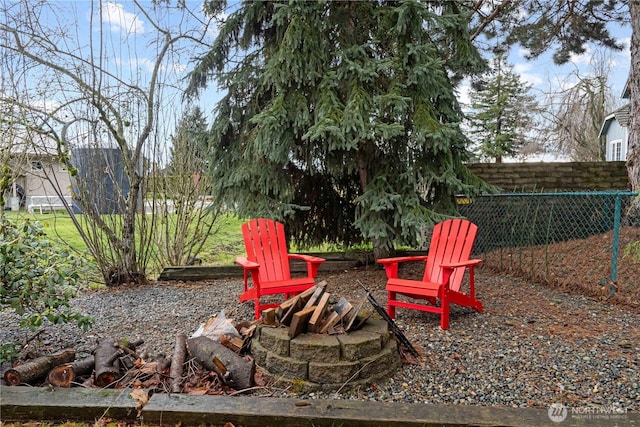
[453,191,640,309]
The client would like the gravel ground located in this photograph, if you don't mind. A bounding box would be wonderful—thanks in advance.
[1,266,639,413]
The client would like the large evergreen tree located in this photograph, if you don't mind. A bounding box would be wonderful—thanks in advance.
[467,51,537,163]
[168,106,209,176]
[186,0,489,256]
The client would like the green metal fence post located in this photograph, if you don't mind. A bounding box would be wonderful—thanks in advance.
[610,192,622,297]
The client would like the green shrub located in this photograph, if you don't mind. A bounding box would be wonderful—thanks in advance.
[0,216,94,363]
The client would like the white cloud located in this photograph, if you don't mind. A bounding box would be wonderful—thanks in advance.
[569,45,592,66]
[615,37,631,67]
[513,62,544,87]
[517,46,534,60]
[32,99,60,113]
[102,2,145,34]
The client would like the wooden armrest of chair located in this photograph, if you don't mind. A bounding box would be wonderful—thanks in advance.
[377,255,429,279]
[439,259,483,292]
[235,257,260,270]
[288,254,326,278]
[440,259,483,269]
[377,255,429,265]
[288,253,326,264]
[235,257,260,290]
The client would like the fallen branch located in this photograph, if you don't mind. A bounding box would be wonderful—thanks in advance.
[170,333,187,393]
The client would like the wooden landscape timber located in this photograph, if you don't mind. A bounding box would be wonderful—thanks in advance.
[157,251,426,282]
[3,386,594,427]
[157,254,369,281]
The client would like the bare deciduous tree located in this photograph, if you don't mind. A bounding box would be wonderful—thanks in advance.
[539,49,621,162]
[153,106,219,267]
[0,0,217,284]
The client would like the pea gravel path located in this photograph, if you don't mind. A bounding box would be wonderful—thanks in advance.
[1,267,639,414]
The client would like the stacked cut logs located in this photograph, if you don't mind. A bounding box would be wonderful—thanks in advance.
[2,282,372,391]
[2,320,258,394]
[261,281,370,339]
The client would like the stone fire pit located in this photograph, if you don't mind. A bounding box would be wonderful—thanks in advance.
[251,318,401,392]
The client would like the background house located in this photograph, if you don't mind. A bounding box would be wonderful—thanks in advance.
[3,133,72,211]
[599,82,630,161]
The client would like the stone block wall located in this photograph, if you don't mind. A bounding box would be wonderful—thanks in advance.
[468,161,629,192]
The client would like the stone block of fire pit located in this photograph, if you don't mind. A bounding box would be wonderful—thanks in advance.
[251,317,402,392]
[265,352,308,379]
[308,360,360,384]
[258,327,291,357]
[358,340,402,379]
[289,334,341,362]
[336,330,384,361]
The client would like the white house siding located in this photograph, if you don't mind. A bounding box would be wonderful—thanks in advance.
[604,119,628,161]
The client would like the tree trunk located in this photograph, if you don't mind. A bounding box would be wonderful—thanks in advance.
[627,2,640,194]
[357,147,392,260]
[3,349,75,386]
[94,337,121,387]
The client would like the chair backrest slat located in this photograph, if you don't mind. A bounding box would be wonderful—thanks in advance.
[424,219,477,290]
[242,218,291,283]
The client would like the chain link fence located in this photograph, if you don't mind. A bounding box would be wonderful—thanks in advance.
[452,191,640,304]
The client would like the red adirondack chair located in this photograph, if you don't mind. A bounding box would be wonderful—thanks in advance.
[377,218,483,330]
[236,218,326,320]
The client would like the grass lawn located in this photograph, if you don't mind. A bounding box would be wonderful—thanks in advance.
[3,209,346,286]
[3,209,248,267]
[4,209,87,250]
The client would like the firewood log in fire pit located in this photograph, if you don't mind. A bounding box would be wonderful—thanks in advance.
[266,282,370,338]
